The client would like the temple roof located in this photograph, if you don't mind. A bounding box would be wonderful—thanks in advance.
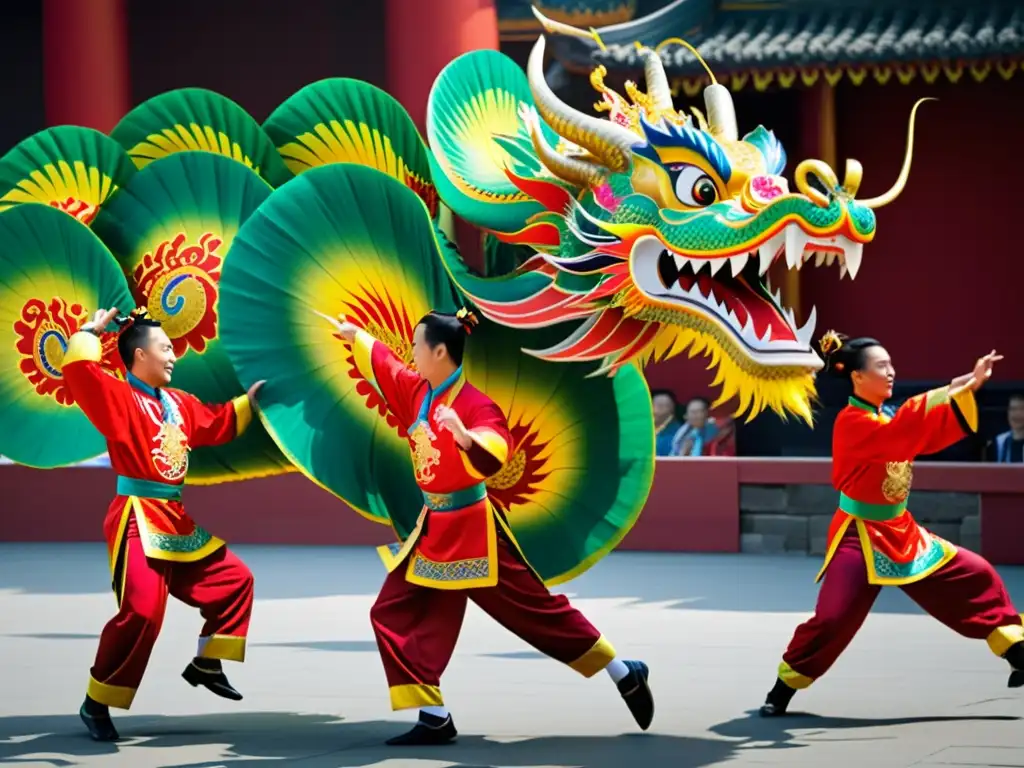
[541,0,1024,75]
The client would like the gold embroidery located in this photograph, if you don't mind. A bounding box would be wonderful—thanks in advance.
[364,320,414,366]
[424,492,450,509]
[153,422,189,481]
[410,422,441,485]
[486,449,526,490]
[882,461,913,502]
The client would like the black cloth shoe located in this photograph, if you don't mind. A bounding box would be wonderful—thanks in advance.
[1005,642,1024,688]
[759,677,797,717]
[182,658,243,701]
[80,696,119,742]
[617,660,654,731]
[385,712,458,746]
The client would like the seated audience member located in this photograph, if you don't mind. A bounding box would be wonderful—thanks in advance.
[704,417,736,456]
[987,392,1024,463]
[671,397,720,457]
[652,389,683,457]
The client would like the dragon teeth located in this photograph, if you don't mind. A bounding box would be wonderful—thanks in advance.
[841,237,863,279]
[759,231,784,275]
[796,305,818,346]
[689,257,709,275]
[709,258,728,277]
[729,253,747,277]
[779,224,867,281]
[785,226,808,269]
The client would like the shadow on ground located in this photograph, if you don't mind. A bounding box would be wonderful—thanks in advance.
[0,711,734,768]
[708,709,1022,750]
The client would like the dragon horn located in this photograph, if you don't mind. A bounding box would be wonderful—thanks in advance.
[858,98,935,210]
[519,104,606,188]
[634,44,674,114]
[528,9,639,173]
[657,36,737,141]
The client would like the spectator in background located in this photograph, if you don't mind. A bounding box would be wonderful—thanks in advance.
[652,389,683,457]
[671,397,720,457]
[988,392,1024,463]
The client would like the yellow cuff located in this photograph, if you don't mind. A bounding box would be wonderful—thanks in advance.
[778,660,814,690]
[468,428,510,465]
[232,394,253,436]
[352,329,381,395]
[986,620,1024,658]
[64,331,103,366]
[200,634,247,662]
[87,676,136,710]
[950,386,979,433]
[389,683,443,710]
[568,635,617,678]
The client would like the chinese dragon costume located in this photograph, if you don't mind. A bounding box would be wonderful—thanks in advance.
[0,1,932,735]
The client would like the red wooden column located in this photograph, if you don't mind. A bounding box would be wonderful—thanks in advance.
[385,0,499,271]
[43,0,130,131]
[783,80,838,324]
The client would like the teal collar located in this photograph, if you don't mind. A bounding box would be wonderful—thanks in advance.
[411,366,463,430]
[128,372,175,423]
[127,371,159,398]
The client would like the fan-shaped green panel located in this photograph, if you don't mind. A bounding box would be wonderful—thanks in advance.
[92,151,293,484]
[0,204,135,467]
[110,88,293,187]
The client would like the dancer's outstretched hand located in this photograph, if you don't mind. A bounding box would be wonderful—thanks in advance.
[313,310,358,343]
[247,380,265,408]
[81,307,119,335]
[967,350,1003,391]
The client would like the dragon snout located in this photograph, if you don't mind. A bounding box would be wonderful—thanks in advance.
[793,97,933,211]
[794,159,863,209]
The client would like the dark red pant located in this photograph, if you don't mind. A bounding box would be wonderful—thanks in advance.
[780,529,1023,688]
[371,535,616,710]
[88,517,254,709]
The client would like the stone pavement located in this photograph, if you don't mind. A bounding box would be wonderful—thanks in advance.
[1,542,1022,768]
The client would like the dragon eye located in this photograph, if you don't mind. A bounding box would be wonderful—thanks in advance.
[671,164,719,207]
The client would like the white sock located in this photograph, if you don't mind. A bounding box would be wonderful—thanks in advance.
[420,705,449,720]
[196,637,208,657]
[605,657,629,683]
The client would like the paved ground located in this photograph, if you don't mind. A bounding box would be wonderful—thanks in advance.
[1,542,1023,768]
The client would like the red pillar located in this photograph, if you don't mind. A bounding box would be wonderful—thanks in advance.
[783,80,837,325]
[43,0,130,132]
[385,0,499,271]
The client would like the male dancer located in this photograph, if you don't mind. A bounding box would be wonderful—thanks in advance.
[65,307,261,741]
[761,333,1023,716]
[331,309,654,746]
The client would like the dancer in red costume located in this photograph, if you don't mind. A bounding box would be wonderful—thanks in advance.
[64,307,262,741]
[332,309,654,746]
[761,332,1024,716]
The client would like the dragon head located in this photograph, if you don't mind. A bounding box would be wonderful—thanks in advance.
[435,9,930,424]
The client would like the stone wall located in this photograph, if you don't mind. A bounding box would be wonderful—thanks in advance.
[740,484,981,556]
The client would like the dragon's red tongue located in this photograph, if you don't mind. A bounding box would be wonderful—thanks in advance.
[678,273,751,328]
[677,270,794,342]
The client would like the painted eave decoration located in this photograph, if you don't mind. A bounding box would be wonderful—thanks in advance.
[532,0,1024,93]
[498,0,641,40]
